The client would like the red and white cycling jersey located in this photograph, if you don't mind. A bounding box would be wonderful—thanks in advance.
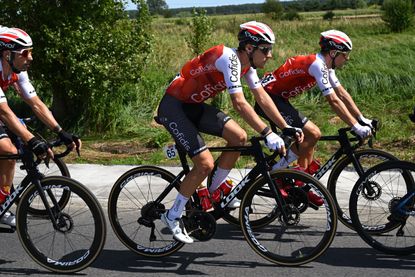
[261,53,341,99]
[166,44,261,103]
[0,62,37,103]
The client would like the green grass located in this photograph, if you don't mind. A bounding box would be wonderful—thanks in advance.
[78,9,415,164]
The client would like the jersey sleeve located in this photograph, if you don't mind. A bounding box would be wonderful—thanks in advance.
[328,69,341,88]
[308,60,334,97]
[214,47,243,94]
[16,72,37,99]
[244,67,261,90]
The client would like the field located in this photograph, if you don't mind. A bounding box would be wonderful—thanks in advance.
[74,9,415,165]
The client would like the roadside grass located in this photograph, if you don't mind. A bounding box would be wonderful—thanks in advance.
[72,9,415,165]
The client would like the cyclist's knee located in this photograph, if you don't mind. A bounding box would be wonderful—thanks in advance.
[192,153,215,175]
[304,122,321,142]
[226,129,247,146]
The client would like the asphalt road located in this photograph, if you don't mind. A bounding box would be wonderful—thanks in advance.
[1,164,414,276]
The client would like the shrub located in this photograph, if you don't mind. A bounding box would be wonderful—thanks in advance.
[323,11,335,21]
[185,9,214,55]
[382,0,414,32]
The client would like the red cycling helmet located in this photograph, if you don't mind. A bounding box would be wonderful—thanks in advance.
[319,30,352,52]
[0,27,33,51]
[238,21,275,47]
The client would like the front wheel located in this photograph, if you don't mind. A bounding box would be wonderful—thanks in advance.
[16,176,106,273]
[327,149,397,230]
[349,161,415,255]
[240,169,337,266]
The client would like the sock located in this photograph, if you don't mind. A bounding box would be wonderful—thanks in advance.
[167,193,189,220]
[271,149,299,171]
[209,166,231,193]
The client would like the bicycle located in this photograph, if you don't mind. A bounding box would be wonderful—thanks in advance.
[214,121,398,231]
[0,138,106,273]
[349,160,415,255]
[108,130,338,266]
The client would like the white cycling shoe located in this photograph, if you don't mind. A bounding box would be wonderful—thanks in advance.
[161,212,194,244]
[0,211,16,227]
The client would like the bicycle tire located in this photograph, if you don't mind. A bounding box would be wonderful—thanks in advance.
[16,176,106,273]
[108,166,185,257]
[327,148,397,230]
[349,160,415,255]
[240,169,337,266]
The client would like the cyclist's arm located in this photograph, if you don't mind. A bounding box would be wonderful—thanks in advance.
[333,85,364,119]
[325,92,358,127]
[230,92,268,134]
[250,86,288,130]
[0,102,34,142]
[22,95,62,132]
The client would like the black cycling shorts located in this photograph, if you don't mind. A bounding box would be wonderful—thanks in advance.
[0,126,9,140]
[157,94,231,158]
[254,94,308,129]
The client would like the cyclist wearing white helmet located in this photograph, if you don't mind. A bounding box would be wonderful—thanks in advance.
[255,29,373,206]
[157,21,302,244]
[0,26,81,227]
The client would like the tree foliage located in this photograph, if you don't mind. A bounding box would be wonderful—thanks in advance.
[262,0,284,20]
[146,0,168,15]
[0,0,152,133]
[382,0,414,32]
[185,9,214,56]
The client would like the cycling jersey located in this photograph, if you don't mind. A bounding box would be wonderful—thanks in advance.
[0,62,37,103]
[261,53,341,99]
[166,44,261,103]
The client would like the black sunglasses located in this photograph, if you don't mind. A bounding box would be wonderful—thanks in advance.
[254,45,272,55]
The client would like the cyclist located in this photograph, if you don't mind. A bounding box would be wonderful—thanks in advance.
[0,26,80,227]
[157,21,300,243]
[255,30,373,206]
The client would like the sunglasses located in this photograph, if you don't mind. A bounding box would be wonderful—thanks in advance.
[255,45,273,55]
[12,48,33,58]
[338,51,350,59]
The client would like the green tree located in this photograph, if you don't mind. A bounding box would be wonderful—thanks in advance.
[185,9,213,56]
[0,0,152,133]
[146,0,168,15]
[262,0,284,20]
[382,0,414,32]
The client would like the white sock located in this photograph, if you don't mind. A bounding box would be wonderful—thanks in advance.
[272,149,298,171]
[167,193,189,220]
[209,166,231,193]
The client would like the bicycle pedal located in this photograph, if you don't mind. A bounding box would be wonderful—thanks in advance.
[0,226,16,233]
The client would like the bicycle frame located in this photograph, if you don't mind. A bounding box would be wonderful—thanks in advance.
[152,136,290,221]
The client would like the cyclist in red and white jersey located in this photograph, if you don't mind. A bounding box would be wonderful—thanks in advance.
[255,30,373,205]
[0,26,81,227]
[157,21,302,243]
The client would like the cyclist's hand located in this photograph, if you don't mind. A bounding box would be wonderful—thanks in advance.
[358,115,373,128]
[352,123,372,139]
[28,137,54,159]
[265,132,286,155]
[58,130,82,154]
[283,125,304,143]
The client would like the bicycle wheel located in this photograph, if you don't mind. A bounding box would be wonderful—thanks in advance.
[108,166,185,257]
[16,176,106,273]
[14,157,71,216]
[240,169,337,266]
[327,149,397,230]
[349,161,415,255]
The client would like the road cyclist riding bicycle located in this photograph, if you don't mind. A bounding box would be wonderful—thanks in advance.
[255,29,374,206]
[0,26,80,227]
[156,21,303,244]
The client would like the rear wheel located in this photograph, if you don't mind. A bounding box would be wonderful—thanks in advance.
[240,169,337,266]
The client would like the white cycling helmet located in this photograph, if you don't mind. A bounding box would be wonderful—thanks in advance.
[0,27,33,51]
[238,21,275,46]
[320,30,352,52]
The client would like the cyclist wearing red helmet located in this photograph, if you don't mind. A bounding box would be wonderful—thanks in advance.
[255,30,373,206]
[0,26,81,227]
[157,21,302,243]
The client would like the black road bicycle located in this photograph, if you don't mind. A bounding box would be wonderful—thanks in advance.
[0,139,106,273]
[349,160,415,255]
[216,121,398,231]
[108,131,337,266]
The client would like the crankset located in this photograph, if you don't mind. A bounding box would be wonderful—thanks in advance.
[183,211,216,241]
[286,187,309,213]
[278,204,300,226]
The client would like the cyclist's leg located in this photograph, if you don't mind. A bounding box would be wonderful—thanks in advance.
[295,120,321,169]
[0,130,18,226]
